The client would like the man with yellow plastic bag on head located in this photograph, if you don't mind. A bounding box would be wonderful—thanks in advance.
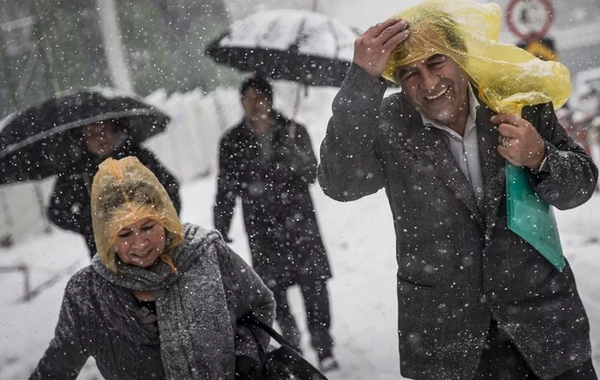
[318,0,598,379]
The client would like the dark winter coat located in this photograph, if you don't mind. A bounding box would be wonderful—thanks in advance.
[30,224,275,380]
[47,142,181,255]
[214,113,331,287]
[318,65,598,380]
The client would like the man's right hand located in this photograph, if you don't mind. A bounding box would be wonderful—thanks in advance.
[353,19,410,78]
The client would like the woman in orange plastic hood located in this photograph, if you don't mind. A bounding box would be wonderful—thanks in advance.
[30,156,275,380]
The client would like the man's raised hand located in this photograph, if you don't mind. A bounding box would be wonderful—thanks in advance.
[353,19,410,78]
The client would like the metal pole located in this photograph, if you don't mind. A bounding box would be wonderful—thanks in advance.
[96,0,134,92]
[0,30,16,247]
[29,0,62,93]
[13,48,53,234]
[16,47,40,101]
[0,190,14,247]
[33,183,51,233]
[288,82,305,142]
[0,28,19,109]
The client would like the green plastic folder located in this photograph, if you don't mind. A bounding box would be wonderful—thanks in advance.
[506,162,565,271]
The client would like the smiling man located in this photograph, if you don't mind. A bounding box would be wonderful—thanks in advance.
[318,1,598,379]
[395,54,470,133]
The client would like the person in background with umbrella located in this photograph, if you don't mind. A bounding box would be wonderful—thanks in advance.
[213,76,338,372]
[31,156,274,380]
[318,0,597,379]
[0,87,181,258]
[48,118,181,257]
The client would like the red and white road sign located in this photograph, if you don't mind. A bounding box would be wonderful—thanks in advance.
[506,0,554,40]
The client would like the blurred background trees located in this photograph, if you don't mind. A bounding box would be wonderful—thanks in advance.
[0,0,236,117]
[1,0,600,118]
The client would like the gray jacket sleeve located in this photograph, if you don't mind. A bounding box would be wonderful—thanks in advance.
[229,250,275,326]
[216,241,275,360]
[30,276,89,380]
[318,64,389,201]
[525,102,599,209]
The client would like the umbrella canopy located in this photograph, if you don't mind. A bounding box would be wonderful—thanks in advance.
[0,87,170,185]
[205,9,361,87]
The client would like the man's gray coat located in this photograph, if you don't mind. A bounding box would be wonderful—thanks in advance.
[318,65,598,380]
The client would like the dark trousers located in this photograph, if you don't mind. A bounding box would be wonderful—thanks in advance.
[474,319,598,380]
[269,279,334,359]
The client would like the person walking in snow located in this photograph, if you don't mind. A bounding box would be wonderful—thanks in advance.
[31,156,274,380]
[318,0,598,379]
[48,119,181,257]
[213,76,338,371]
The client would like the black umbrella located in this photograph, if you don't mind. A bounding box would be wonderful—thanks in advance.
[205,9,361,87]
[0,87,170,185]
[206,9,361,139]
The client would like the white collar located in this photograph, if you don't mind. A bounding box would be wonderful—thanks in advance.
[420,83,480,138]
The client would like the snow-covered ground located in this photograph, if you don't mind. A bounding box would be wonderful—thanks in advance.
[1,164,600,379]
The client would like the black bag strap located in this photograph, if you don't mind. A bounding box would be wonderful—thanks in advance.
[239,313,295,348]
[239,313,329,380]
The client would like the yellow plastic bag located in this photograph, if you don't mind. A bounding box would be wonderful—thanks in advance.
[91,156,184,272]
[383,0,570,115]
[383,0,568,270]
